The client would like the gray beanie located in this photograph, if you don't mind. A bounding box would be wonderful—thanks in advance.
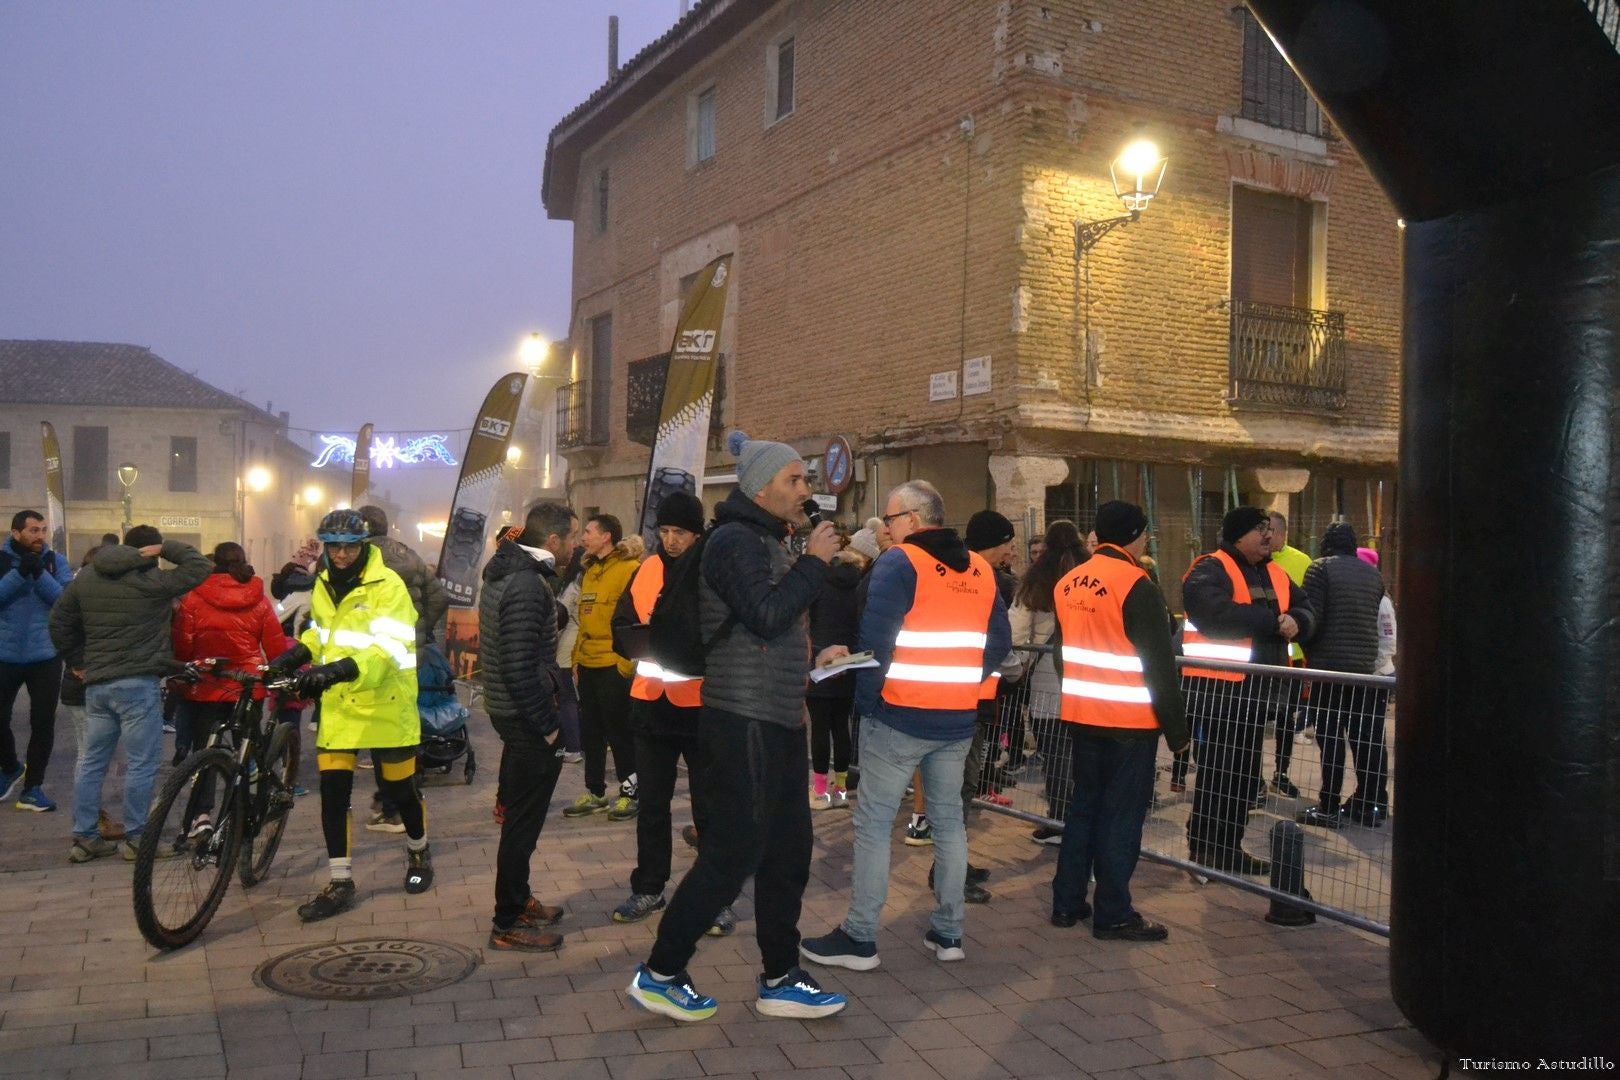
[727,430,800,498]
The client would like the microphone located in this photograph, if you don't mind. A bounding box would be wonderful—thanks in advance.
[802,498,825,528]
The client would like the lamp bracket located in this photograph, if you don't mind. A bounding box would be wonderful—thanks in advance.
[1074,211,1140,257]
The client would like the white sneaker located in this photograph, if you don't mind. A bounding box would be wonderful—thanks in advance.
[187,814,214,839]
[809,788,834,811]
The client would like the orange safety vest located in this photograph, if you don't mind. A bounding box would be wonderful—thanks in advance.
[880,545,998,711]
[1054,547,1158,730]
[626,555,704,708]
[1180,549,1291,682]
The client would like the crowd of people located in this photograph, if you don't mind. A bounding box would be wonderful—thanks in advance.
[0,429,1396,1025]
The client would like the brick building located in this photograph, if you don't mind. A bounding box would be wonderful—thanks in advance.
[541,0,1401,602]
[0,341,325,569]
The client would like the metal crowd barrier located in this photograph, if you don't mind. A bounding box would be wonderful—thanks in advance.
[971,644,1396,935]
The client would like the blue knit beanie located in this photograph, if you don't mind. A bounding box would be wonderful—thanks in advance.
[727,431,800,498]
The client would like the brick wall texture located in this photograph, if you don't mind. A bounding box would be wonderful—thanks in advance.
[549,0,1402,522]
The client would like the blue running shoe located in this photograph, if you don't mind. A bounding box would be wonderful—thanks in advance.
[15,787,57,812]
[756,967,847,1019]
[799,926,880,971]
[626,965,717,1023]
[924,927,965,962]
[0,766,23,803]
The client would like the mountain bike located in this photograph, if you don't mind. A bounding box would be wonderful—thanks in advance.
[132,661,302,950]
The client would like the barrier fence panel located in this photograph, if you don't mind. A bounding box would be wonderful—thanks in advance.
[971,645,1396,935]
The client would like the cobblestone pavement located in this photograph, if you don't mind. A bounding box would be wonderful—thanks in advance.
[0,706,1447,1079]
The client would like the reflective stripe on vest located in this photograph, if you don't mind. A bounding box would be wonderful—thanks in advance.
[626,554,703,707]
[1054,548,1157,729]
[1180,549,1290,682]
[880,545,998,711]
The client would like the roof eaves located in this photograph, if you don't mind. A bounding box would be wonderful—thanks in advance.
[542,0,767,219]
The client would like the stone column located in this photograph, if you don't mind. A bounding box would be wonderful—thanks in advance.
[988,454,1069,542]
[1243,467,1310,519]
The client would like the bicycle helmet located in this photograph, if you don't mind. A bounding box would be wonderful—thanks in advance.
[317,509,370,544]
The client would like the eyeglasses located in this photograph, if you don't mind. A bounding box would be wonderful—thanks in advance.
[880,508,916,527]
[326,541,363,554]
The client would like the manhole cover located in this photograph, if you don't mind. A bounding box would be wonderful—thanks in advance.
[254,938,478,1001]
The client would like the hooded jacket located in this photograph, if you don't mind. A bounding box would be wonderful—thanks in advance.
[172,573,290,702]
[572,536,642,672]
[0,538,74,664]
[298,544,419,750]
[699,486,828,728]
[48,540,212,685]
[478,539,562,747]
[856,527,1013,741]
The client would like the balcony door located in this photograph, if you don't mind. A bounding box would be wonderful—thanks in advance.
[1231,186,1313,308]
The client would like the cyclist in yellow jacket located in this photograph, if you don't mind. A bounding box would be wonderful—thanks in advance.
[269,509,431,921]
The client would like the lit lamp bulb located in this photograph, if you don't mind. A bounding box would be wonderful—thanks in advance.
[245,466,273,493]
[520,333,548,374]
[506,445,523,465]
[1112,137,1167,213]
[302,484,324,506]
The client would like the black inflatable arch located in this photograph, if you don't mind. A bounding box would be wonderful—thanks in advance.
[1246,0,1620,1059]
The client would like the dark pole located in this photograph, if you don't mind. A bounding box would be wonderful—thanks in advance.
[1246,0,1620,1058]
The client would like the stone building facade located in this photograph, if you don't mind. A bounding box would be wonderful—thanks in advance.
[0,341,324,569]
[542,0,1401,601]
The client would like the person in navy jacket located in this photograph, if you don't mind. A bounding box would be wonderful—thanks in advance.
[0,510,75,811]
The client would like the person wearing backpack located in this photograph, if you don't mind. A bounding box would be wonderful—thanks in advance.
[627,432,848,1023]
[607,491,734,936]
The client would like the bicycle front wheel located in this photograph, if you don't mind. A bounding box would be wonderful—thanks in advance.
[239,723,298,888]
[133,748,245,950]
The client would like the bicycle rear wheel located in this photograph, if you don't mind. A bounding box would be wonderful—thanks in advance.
[133,748,245,950]
[240,723,298,887]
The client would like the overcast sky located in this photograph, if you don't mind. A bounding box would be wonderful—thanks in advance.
[1,1,683,440]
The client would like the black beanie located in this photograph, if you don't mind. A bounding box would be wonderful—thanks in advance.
[965,510,1015,552]
[1221,506,1270,545]
[1094,500,1148,546]
[655,491,705,534]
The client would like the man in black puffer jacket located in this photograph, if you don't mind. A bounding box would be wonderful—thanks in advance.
[1297,521,1390,829]
[628,432,847,1024]
[478,500,578,952]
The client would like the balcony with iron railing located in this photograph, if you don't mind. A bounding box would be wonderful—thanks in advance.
[556,379,608,449]
[1227,300,1347,410]
[625,352,727,447]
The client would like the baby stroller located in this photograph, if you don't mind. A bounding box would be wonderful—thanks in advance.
[418,643,476,783]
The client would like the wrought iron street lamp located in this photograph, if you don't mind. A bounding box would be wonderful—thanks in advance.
[1074,137,1169,255]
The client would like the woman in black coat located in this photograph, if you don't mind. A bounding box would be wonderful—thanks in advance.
[806,550,866,809]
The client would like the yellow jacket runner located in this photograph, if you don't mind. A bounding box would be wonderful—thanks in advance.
[301,545,420,750]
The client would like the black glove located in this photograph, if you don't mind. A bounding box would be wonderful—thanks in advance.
[17,551,42,578]
[289,657,359,697]
[266,642,312,674]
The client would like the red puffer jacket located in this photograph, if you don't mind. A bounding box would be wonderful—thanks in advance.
[172,573,291,701]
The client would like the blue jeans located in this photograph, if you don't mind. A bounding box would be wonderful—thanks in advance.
[74,677,164,841]
[1051,729,1158,928]
[842,717,971,943]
